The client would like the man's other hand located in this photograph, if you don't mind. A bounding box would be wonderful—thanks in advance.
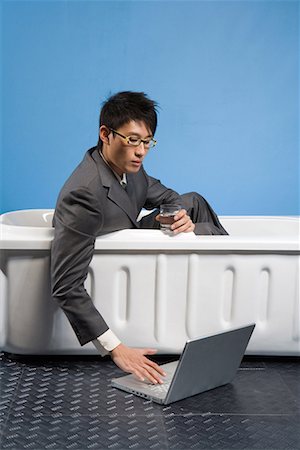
[110,343,166,384]
[156,209,195,234]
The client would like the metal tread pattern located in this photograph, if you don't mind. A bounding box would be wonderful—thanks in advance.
[0,353,299,449]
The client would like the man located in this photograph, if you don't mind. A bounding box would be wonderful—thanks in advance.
[51,91,227,385]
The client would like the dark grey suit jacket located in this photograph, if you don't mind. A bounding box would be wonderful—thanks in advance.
[51,147,226,345]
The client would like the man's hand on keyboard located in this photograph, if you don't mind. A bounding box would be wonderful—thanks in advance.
[110,343,167,384]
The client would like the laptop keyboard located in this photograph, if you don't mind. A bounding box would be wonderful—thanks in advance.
[111,360,179,401]
[147,382,170,394]
[145,372,173,394]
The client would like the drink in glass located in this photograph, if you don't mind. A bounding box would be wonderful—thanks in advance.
[159,204,181,235]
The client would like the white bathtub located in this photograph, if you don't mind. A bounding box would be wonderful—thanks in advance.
[0,209,299,356]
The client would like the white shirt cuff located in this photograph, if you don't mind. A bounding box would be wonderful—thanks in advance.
[92,329,121,356]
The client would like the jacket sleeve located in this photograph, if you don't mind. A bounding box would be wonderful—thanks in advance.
[143,172,182,209]
[51,187,109,346]
[142,169,228,236]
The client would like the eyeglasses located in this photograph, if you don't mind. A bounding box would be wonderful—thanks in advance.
[109,128,157,149]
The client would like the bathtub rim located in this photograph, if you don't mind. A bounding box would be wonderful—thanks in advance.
[1,209,299,252]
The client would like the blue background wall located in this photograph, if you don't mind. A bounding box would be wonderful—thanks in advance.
[1,0,299,215]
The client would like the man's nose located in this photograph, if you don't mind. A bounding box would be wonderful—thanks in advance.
[135,142,147,156]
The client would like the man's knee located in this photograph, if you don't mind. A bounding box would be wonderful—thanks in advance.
[180,192,207,210]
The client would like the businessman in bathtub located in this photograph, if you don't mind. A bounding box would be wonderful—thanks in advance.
[51,91,227,385]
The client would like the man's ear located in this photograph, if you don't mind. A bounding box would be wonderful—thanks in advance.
[99,125,110,145]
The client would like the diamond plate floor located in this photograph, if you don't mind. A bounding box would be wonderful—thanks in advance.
[0,352,299,449]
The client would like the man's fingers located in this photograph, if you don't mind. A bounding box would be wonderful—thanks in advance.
[141,349,166,381]
[111,345,165,384]
[132,369,146,382]
[172,214,193,232]
[132,364,163,384]
[174,222,194,234]
[171,209,196,234]
[173,209,187,221]
[144,357,166,377]
[142,348,157,355]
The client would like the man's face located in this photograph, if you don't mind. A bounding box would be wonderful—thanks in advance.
[100,120,153,175]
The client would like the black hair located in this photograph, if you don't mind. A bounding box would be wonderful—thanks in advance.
[98,91,158,147]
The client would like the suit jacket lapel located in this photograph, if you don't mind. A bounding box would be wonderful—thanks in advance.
[91,148,139,227]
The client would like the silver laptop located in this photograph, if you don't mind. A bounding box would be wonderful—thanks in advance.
[111,324,255,405]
